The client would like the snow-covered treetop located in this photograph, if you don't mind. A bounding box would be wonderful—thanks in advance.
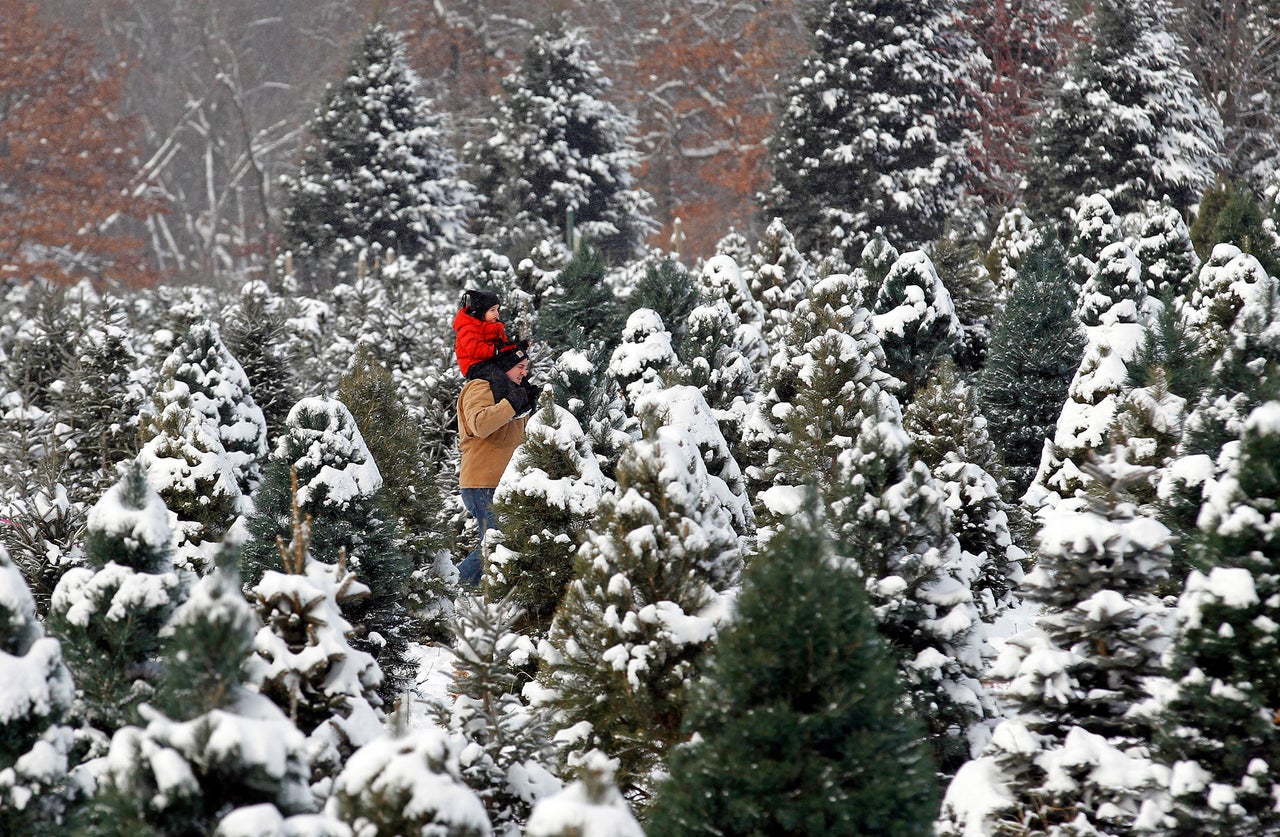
[276,397,382,508]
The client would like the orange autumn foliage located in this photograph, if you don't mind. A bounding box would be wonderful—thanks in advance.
[0,0,164,287]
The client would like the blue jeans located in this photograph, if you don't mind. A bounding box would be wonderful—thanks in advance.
[459,488,497,586]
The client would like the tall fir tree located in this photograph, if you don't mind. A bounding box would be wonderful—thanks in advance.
[47,461,182,739]
[1025,0,1223,225]
[648,494,939,836]
[473,16,655,263]
[767,0,974,255]
[676,298,757,454]
[279,21,476,287]
[938,453,1175,835]
[978,235,1086,496]
[221,279,301,440]
[695,254,769,368]
[606,308,678,414]
[535,436,742,802]
[0,543,77,834]
[1154,402,1280,835]
[931,226,999,375]
[241,396,416,703]
[743,217,816,350]
[1135,197,1201,300]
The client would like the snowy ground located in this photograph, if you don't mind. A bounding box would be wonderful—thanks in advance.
[407,641,457,724]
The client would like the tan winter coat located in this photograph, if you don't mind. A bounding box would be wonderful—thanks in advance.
[458,378,528,488]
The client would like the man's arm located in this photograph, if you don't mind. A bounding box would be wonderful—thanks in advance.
[460,381,517,439]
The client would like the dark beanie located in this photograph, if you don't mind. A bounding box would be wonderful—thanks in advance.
[494,345,529,371]
[465,288,500,318]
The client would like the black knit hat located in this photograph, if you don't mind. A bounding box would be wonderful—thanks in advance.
[493,345,529,371]
[464,288,500,318]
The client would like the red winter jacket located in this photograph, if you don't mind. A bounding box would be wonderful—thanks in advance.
[453,307,509,375]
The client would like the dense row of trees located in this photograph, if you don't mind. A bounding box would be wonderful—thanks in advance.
[8,0,1280,285]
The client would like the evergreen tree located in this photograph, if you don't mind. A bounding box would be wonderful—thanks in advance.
[525,752,642,837]
[982,206,1039,300]
[49,293,144,503]
[47,461,181,738]
[337,345,452,637]
[279,21,476,286]
[535,436,742,801]
[766,0,973,254]
[1154,403,1280,835]
[743,217,816,349]
[537,244,625,357]
[648,494,939,836]
[697,254,768,358]
[241,396,416,702]
[1135,197,1201,300]
[548,343,632,481]
[622,255,701,355]
[248,488,384,798]
[221,279,301,440]
[606,308,678,413]
[136,398,240,573]
[324,725,491,837]
[676,299,757,454]
[932,227,999,375]
[938,453,1174,835]
[870,249,961,402]
[1189,178,1280,278]
[149,319,268,505]
[978,235,1086,496]
[905,361,1026,620]
[0,544,77,834]
[1064,192,1124,294]
[485,393,609,633]
[433,594,563,834]
[1026,0,1223,224]
[473,16,655,262]
[77,551,315,835]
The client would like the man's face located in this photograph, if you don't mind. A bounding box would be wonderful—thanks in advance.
[506,360,529,384]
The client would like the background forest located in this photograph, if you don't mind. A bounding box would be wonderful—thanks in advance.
[4,0,1280,835]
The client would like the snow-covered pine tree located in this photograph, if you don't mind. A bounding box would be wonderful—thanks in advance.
[938,451,1175,835]
[1025,0,1223,225]
[745,271,893,542]
[978,235,1086,496]
[485,393,609,633]
[324,724,491,837]
[1154,402,1280,835]
[1135,197,1201,300]
[635,385,754,542]
[279,21,476,287]
[851,229,899,304]
[870,249,961,403]
[0,543,77,834]
[743,217,816,350]
[337,345,453,637]
[1064,192,1124,294]
[696,255,768,368]
[78,550,314,835]
[676,298,757,454]
[534,436,741,801]
[1179,248,1280,463]
[830,395,995,778]
[432,594,562,835]
[249,490,383,802]
[525,751,642,837]
[472,16,654,263]
[48,293,145,503]
[766,0,973,255]
[150,319,268,506]
[47,461,181,739]
[135,395,241,573]
[622,255,701,355]
[241,396,416,702]
[537,244,625,358]
[221,279,301,440]
[548,343,632,481]
[606,308,678,414]
[647,491,939,836]
[1028,241,1151,503]
[1190,178,1280,280]
[905,360,1026,621]
[931,226,999,375]
[982,206,1039,300]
